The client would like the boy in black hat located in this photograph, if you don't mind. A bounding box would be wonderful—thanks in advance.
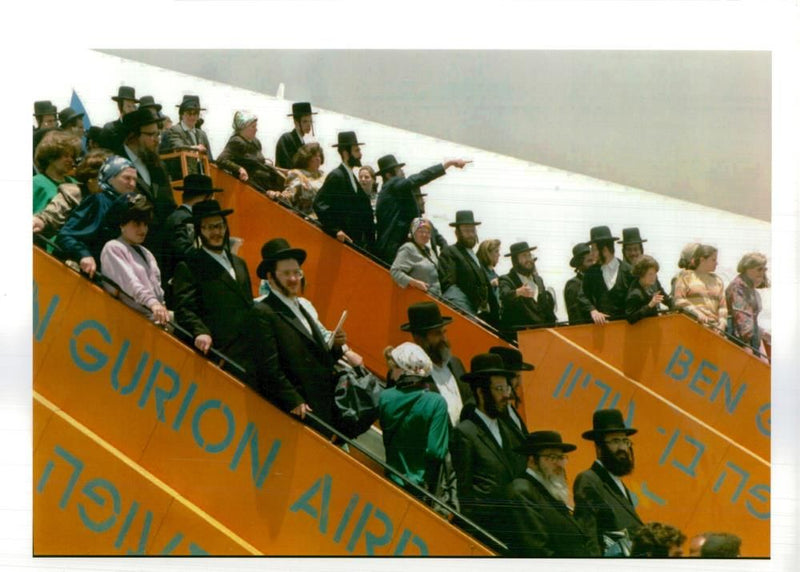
[573,408,643,554]
[101,86,139,152]
[374,154,471,264]
[275,102,316,169]
[33,100,58,130]
[438,210,491,319]
[577,225,634,324]
[498,241,557,340]
[564,242,595,325]
[163,95,213,162]
[502,431,599,557]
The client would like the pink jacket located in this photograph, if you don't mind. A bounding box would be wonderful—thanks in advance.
[100,238,165,317]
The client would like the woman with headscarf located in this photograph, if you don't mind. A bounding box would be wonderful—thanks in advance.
[725,252,770,361]
[100,193,169,325]
[216,110,285,194]
[56,155,138,278]
[390,217,442,296]
[673,244,728,332]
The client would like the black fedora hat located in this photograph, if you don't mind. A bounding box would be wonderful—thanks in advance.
[332,131,365,148]
[256,238,307,279]
[514,430,577,455]
[489,346,534,371]
[57,107,85,127]
[138,95,163,111]
[581,408,637,441]
[400,301,453,332]
[375,154,406,176]
[86,126,103,143]
[174,174,223,196]
[288,102,317,117]
[505,241,537,258]
[589,225,619,243]
[461,353,516,384]
[569,242,592,268]
[111,85,139,103]
[177,95,205,113]
[192,199,233,222]
[448,210,482,227]
[122,107,163,132]
[33,100,57,117]
[618,227,647,245]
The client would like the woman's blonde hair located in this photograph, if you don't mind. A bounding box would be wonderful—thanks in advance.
[476,239,501,267]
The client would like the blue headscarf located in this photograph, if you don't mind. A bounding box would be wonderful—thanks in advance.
[98,155,135,193]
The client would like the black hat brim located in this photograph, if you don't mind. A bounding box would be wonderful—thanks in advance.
[193,208,234,221]
[287,112,318,117]
[377,162,405,176]
[461,368,517,383]
[449,221,482,227]
[618,239,648,245]
[332,141,366,147]
[581,427,638,440]
[514,442,577,455]
[504,246,538,257]
[112,96,140,103]
[399,315,453,332]
[256,248,307,279]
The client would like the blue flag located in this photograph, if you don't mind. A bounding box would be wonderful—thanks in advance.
[69,90,91,151]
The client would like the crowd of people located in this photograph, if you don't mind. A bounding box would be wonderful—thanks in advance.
[33,88,761,557]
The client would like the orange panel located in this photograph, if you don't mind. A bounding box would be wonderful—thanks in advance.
[518,330,769,557]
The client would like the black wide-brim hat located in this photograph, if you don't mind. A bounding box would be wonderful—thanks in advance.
[489,346,534,371]
[288,101,317,117]
[256,238,307,279]
[581,408,638,440]
[589,225,619,243]
[33,100,57,117]
[400,301,453,332]
[57,107,85,126]
[461,353,516,384]
[514,430,577,455]
[122,107,164,132]
[618,227,648,245]
[449,210,482,227]
[376,154,406,176]
[505,241,537,258]
[177,94,206,112]
[86,126,103,142]
[192,199,233,222]
[111,85,139,103]
[332,131,365,147]
[174,174,223,196]
[569,242,592,268]
[138,95,163,111]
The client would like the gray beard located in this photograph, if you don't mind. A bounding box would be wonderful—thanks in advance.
[537,469,570,505]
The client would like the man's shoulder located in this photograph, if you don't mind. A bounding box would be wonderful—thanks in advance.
[574,464,603,487]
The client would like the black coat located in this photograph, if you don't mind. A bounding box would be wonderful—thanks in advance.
[159,205,196,289]
[625,279,671,324]
[503,473,599,557]
[100,119,126,155]
[577,259,633,319]
[564,273,592,325]
[216,135,284,191]
[274,130,304,169]
[374,163,447,263]
[438,243,490,313]
[313,163,376,251]
[573,461,643,552]
[499,270,557,333]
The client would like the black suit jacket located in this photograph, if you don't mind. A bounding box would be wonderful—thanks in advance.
[100,119,125,155]
[313,163,376,251]
[564,273,592,325]
[162,123,214,161]
[438,243,490,312]
[503,473,599,557]
[577,258,633,319]
[374,163,447,263]
[573,461,643,551]
[499,270,557,332]
[160,205,196,289]
[625,279,671,324]
[275,130,304,169]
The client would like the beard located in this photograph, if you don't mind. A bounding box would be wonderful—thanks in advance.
[347,155,362,168]
[458,236,477,249]
[513,262,534,277]
[599,442,635,476]
[480,387,505,419]
[536,466,570,505]
[422,337,451,367]
[139,146,163,169]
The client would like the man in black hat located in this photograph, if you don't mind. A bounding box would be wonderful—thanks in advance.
[573,408,643,554]
[498,241,557,340]
[488,346,532,440]
[162,95,213,162]
[57,107,85,138]
[438,210,491,319]
[577,226,634,324]
[401,302,473,427]
[374,155,471,264]
[101,86,139,153]
[172,200,255,381]
[160,174,223,291]
[501,431,599,557]
[564,242,595,325]
[450,353,527,536]
[250,238,351,432]
[34,100,58,130]
[85,126,105,151]
[313,131,375,251]
[619,227,647,266]
[275,102,316,169]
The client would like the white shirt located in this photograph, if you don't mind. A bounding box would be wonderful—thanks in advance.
[430,362,463,426]
[507,404,523,431]
[202,247,235,280]
[269,288,313,336]
[475,408,503,447]
[596,459,629,498]
[341,161,359,192]
[124,144,151,186]
[516,271,539,299]
[601,257,621,290]
[181,121,198,144]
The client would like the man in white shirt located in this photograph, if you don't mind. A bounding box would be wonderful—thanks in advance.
[163,95,214,162]
[577,226,634,324]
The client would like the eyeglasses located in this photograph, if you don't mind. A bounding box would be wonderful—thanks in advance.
[201,222,227,232]
[491,384,511,394]
[604,438,633,448]
[539,454,569,463]
[276,269,304,279]
[140,130,160,139]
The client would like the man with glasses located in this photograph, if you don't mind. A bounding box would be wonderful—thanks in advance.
[450,353,527,539]
[163,95,214,163]
[573,408,643,555]
[501,431,598,557]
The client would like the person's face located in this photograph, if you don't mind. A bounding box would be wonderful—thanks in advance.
[297,115,313,135]
[489,245,501,267]
[39,115,56,129]
[536,447,569,480]
[308,152,322,172]
[623,243,644,264]
[358,168,374,191]
[68,123,85,137]
[349,145,362,161]
[272,258,304,298]
[110,167,138,194]
[697,252,718,273]
[580,252,595,271]
[120,219,149,245]
[241,121,258,141]
[516,250,535,270]
[457,225,478,249]
[138,123,160,152]
[745,263,767,287]
[688,535,706,557]
[668,544,684,557]
[199,215,226,251]
[413,225,431,246]
[486,375,511,415]
[597,430,635,476]
[417,326,450,365]
[182,109,200,129]
[121,100,138,115]
[640,267,658,288]
[51,153,76,176]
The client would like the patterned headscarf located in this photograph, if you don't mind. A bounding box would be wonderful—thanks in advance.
[390,342,433,377]
[98,155,135,193]
[233,110,258,132]
[409,217,432,237]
